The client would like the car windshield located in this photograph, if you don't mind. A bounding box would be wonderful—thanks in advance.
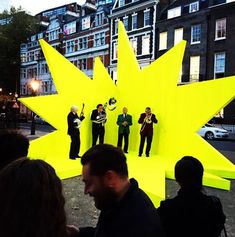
[205,123,214,127]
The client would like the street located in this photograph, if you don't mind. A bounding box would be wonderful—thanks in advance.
[18,122,235,235]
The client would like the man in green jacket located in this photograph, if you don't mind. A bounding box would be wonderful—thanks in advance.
[116,107,132,153]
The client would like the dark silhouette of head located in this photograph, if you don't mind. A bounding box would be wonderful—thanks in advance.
[81,144,128,177]
[0,129,29,170]
[175,156,204,191]
[0,158,67,237]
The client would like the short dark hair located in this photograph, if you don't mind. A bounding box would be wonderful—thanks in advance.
[0,158,67,237]
[175,156,204,190]
[81,144,128,177]
[0,129,29,170]
[97,104,103,109]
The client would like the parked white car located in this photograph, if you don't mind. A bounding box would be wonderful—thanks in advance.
[198,124,229,140]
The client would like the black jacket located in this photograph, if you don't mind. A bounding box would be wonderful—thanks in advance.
[157,189,226,237]
[67,112,85,135]
[79,178,164,237]
[91,109,107,129]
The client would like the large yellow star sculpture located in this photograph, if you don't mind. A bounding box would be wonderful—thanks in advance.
[19,22,235,206]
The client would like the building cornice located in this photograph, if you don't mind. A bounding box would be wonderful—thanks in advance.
[109,0,158,18]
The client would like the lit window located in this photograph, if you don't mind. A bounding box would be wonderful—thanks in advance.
[113,42,118,59]
[190,56,200,82]
[174,28,183,45]
[132,14,137,30]
[189,2,199,13]
[130,38,137,55]
[159,32,167,50]
[144,10,150,27]
[214,52,225,78]
[167,7,181,19]
[142,35,150,55]
[215,18,226,40]
[191,24,201,44]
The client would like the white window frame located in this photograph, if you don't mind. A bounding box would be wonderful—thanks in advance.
[132,13,137,30]
[130,38,137,55]
[189,1,199,13]
[215,18,226,40]
[190,56,200,82]
[142,35,150,55]
[174,28,183,45]
[191,24,201,44]
[114,19,118,35]
[123,16,128,31]
[144,9,150,27]
[159,31,167,50]
[214,52,226,78]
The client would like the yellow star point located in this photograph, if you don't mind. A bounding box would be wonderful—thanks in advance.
[19,22,235,207]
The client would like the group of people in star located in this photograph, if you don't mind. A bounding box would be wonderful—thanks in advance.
[67,104,158,159]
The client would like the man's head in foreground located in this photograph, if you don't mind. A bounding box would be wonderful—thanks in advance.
[81,144,129,210]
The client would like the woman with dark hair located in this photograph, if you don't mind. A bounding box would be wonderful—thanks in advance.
[0,158,78,237]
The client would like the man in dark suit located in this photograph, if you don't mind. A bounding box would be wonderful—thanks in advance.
[117,107,132,153]
[67,105,85,159]
[91,104,107,146]
[138,107,158,157]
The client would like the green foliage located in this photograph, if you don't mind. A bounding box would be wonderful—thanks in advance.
[0,7,39,93]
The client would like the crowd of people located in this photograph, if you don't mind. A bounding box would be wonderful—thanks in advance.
[0,129,226,237]
[67,104,158,159]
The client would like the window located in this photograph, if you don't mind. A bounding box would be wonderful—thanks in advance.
[66,40,75,53]
[214,52,225,78]
[190,56,200,82]
[94,32,105,47]
[95,12,104,26]
[63,21,76,35]
[159,32,167,50]
[215,18,226,40]
[191,24,201,44]
[123,17,128,31]
[174,28,183,45]
[167,7,181,19]
[114,19,118,34]
[79,37,88,49]
[144,10,150,27]
[132,14,137,30]
[20,69,26,79]
[21,53,27,63]
[130,38,137,55]
[119,0,125,7]
[189,2,199,13]
[142,35,150,55]
[113,42,118,59]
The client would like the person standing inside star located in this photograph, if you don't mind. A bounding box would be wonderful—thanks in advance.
[67,105,85,160]
[91,104,107,146]
[138,107,158,157]
[117,107,132,153]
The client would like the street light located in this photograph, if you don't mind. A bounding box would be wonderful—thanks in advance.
[30,79,40,135]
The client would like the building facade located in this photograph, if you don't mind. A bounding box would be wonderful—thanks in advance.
[156,0,235,121]
[20,0,114,98]
[109,0,159,83]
